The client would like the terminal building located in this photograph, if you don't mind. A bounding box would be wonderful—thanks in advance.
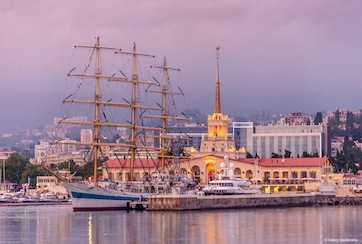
[102,46,333,193]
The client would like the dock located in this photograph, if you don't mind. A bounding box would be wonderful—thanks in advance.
[145,193,362,211]
[129,200,148,210]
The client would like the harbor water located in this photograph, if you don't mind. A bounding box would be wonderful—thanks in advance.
[0,204,361,243]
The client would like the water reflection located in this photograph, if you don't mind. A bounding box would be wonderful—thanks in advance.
[0,205,361,243]
[88,213,92,244]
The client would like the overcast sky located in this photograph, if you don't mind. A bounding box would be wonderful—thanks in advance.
[2,1,362,132]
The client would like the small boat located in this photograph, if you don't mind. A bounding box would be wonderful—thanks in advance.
[0,194,14,203]
[38,192,59,202]
[202,155,261,195]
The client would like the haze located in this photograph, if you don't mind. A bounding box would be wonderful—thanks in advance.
[1,1,362,132]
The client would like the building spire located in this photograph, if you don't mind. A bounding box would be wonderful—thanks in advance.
[214,45,221,114]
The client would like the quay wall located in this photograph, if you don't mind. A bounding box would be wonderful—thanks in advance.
[146,194,362,211]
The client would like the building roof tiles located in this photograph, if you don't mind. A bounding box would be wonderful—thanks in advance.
[239,157,330,167]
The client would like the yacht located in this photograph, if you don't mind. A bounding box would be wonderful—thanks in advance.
[202,155,261,195]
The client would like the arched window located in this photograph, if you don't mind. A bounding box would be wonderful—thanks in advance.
[191,166,201,183]
[246,170,253,180]
[234,168,241,175]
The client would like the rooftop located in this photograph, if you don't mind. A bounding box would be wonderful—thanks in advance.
[239,157,330,167]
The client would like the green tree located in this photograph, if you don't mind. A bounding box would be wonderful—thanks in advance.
[343,140,355,158]
[302,151,319,158]
[284,150,291,158]
[355,114,362,124]
[328,118,341,127]
[346,111,354,132]
[331,140,362,173]
[21,164,46,188]
[302,151,310,157]
[4,153,29,184]
[330,151,347,172]
[344,135,350,142]
[246,152,253,158]
[335,109,340,122]
[314,112,323,125]
[271,152,282,158]
[352,129,362,142]
[76,159,104,180]
[56,160,78,174]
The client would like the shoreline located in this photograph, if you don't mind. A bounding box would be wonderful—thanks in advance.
[0,201,71,207]
[2,194,362,211]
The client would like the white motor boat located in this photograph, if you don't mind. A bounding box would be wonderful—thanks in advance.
[202,155,261,195]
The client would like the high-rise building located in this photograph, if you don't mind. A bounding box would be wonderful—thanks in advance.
[233,124,331,158]
[233,122,253,153]
[279,112,312,125]
[80,129,93,143]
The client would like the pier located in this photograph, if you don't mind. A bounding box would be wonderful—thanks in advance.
[129,200,148,210]
[146,193,362,211]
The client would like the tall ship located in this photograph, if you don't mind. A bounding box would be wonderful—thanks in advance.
[53,37,188,211]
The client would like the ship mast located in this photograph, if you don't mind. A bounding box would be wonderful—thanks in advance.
[130,43,137,181]
[147,57,185,172]
[116,43,155,181]
[160,57,179,172]
[61,38,161,184]
[93,37,101,185]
